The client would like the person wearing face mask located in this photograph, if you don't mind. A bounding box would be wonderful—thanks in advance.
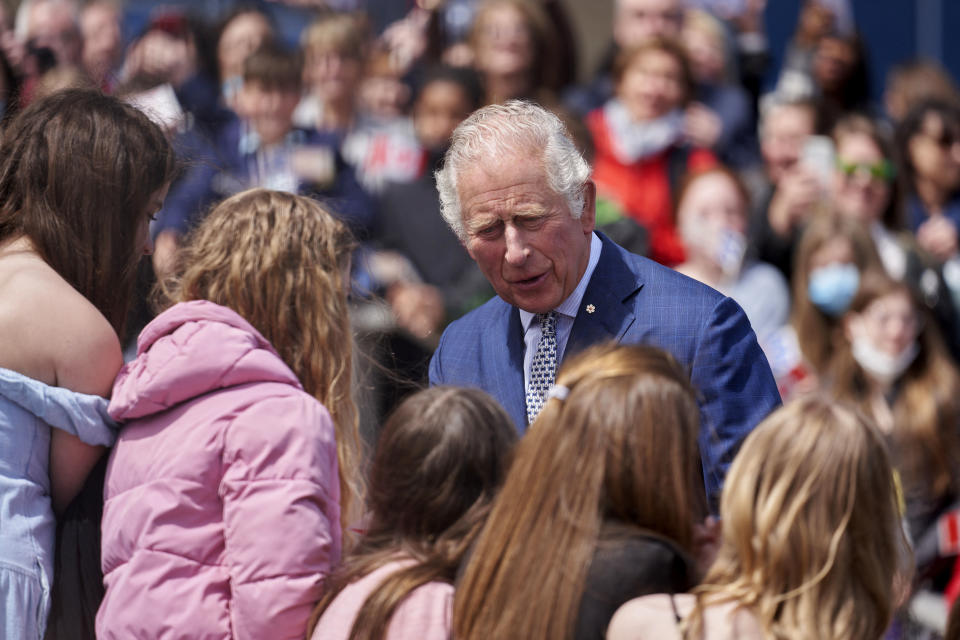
[831,270,960,588]
[588,38,716,266]
[831,112,960,361]
[674,166,789,345]
[763,213,882,400]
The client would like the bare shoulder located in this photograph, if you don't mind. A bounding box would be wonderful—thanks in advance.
[606,594,686,640]
[0,249,121,395]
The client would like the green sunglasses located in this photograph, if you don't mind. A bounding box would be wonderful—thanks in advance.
[837,159,896,182]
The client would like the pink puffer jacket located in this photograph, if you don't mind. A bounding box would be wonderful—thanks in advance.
[97,300,341,640]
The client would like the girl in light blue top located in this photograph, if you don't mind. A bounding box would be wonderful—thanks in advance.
[0,89,174,639]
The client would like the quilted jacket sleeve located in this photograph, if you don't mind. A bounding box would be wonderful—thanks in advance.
[220,392,342,640]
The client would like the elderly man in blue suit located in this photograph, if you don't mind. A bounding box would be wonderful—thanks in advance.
[428,100,780,505]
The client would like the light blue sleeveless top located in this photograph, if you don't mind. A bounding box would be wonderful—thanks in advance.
[0,368,116,640]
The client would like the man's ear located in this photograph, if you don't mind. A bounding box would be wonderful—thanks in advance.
[580,180,597,234]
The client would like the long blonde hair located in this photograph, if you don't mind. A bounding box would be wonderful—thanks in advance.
[685,396,911,640]
[164,188,365,539]
[454,343,706,640]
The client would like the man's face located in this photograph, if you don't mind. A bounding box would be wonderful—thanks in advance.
[28,1,82,66]
[761,104,815,184]
[459,153,595,313]
[614,0,683,50]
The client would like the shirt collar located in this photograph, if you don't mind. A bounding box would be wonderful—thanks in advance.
[238,124,306,156]
[520,232,603,331]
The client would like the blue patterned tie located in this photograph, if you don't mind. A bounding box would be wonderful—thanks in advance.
[526,311,558,424]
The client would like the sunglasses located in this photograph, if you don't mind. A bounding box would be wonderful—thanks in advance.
[837,159,895,182]
[922,128,960,149]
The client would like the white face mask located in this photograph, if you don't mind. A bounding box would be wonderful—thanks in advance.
[851,335,919,386]
[681,223,747,279]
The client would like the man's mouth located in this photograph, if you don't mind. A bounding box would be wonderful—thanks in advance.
[512,272,546,288]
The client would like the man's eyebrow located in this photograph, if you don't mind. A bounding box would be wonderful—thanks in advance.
[465,215,501,233]
[465,204,552,233]
[513,207,550,219]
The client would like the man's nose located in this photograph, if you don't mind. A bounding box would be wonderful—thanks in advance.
[503,225,528,265]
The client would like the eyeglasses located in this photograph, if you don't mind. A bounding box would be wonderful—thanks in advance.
[837,159,895,182]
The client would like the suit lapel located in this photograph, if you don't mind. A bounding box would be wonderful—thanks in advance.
[484,303,528,429]
[566,234,644,360]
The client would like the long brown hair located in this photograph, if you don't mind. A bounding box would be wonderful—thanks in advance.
[164,188,364,539]
[831,270,960,500]
[685,396,911,640]
[0,89,175,336]
[792,212,882,374]
[308,386,517,639]
[453,343,706,640]
[469,0,559,99]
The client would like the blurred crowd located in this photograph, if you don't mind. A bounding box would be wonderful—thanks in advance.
[5,0,960,636]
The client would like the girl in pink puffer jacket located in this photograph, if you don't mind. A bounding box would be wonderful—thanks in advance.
[97,189,365,640]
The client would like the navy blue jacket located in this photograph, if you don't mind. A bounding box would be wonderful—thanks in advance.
[429,233,781,506]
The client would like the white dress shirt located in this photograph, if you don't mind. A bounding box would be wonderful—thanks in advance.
[520,232,603,390]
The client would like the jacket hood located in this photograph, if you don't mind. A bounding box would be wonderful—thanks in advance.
[109,300,302,421]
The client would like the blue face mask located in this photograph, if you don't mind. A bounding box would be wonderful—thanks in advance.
[808,263,860,316]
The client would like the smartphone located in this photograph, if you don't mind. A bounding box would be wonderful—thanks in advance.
[800,135,836,188]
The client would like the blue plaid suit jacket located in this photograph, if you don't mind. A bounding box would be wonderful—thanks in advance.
[428,232,781,506]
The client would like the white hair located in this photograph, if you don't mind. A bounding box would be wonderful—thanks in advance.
[16,0,80,40]
[435,100,591,241]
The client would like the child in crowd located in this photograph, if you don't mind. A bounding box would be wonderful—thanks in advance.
[0,89,174,640]
[832,271,960,583]
[152,42,372,277]
[455,344,708,640]
[309,386,517,640]
[675,165,789,345]
[607,395,911,640]
[374,65,489,337]
[97,189,364,640]
[295,11,368,136]
[764,212,882,400]
[296,13,422,193]
[214,7,274,110]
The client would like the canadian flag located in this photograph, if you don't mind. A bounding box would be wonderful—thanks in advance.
[938,511,960,557]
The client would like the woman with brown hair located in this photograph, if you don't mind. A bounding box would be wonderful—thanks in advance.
[97,188,364,639]
[454,343,707,640]
[831,270,960,583]
[607,395,912,640]
[468,0,561,106]
[831,111,960,359]
[0,88,175,639]
[309,386,517,640]
[762,212,882,400]
[587,38,717,266]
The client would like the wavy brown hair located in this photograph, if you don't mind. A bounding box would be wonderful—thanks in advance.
[0,88,175,336]
[831,270,960,502]
[163,188,364,539]
[453,343,706,640]
[308,386,517,639]
[792,212,882,375]
[684,396,911,640]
